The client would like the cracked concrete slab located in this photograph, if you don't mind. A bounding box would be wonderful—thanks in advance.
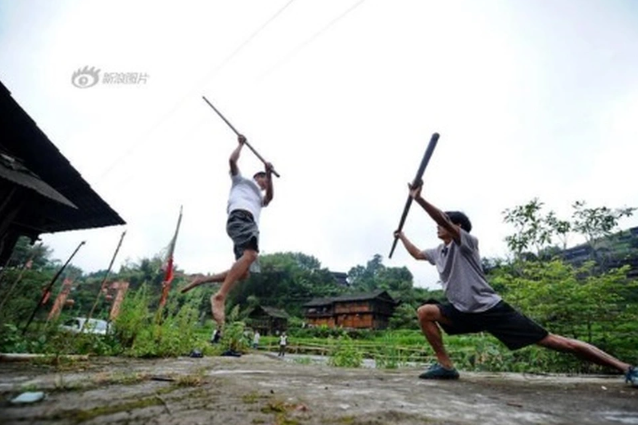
[0,354,636,424]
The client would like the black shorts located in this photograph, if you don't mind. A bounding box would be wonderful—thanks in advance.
[427,299,549,350]
[226,210,259,260]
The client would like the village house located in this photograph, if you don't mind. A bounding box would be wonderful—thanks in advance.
[247,305,290,335]
[330,271,350,287]
[559,226,638,278]
[303,290,398,330]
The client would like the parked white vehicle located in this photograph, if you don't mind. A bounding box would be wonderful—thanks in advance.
[59,317,110,335]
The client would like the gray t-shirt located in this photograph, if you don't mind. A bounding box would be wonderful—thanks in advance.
[422,229,501,313]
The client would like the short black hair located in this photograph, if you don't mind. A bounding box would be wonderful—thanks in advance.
[253,171,267,179]
[445,211,472,232]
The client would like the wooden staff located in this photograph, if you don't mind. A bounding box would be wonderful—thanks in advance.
[82,231,126,331]
[389,133,440,259]
[202,96,281,178]
[22,241,86,335]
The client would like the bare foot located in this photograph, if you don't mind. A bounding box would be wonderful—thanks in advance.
[180,275,205,294]
[211,294,226,328]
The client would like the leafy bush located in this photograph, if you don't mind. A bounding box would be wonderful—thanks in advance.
[0,323,31,353]
[373,334,407,369]
[221,321,250,353]
[112,284,151,348]
[125,293,200,357]
[328,335,363,368]
[0,321,120,356]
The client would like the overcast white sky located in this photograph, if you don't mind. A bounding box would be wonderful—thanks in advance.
[1,0,637,289]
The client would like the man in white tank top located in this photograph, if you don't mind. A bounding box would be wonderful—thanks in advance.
[181,134,274,333]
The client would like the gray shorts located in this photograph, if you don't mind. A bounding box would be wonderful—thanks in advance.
[226,210,260,272]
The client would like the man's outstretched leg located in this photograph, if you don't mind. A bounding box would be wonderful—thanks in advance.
[180,270,251,294]
[416,304,459,379]
[181,271,228,294]
[538,334,637,386]
[211,249,258,329]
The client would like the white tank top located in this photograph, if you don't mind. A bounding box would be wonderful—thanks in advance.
[227,172,263,223]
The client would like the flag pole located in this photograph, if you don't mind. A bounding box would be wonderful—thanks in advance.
[156,206,184,322]
[22,241,86,335]
[82,231,126,331]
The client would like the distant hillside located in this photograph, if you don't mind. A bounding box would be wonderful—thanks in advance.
[559,226,638,277]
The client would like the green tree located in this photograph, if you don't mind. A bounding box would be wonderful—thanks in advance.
[4,236,51,270]
[0,238,59,326]
[223,252,346,318]
[347,254,415,295]
[491,260,637,360]
[388,303,419,330]
[497,198,638,368]
[571,201,635,264]
[502,198,556,259]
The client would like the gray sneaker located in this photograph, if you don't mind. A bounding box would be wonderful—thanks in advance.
[419,363,460,380]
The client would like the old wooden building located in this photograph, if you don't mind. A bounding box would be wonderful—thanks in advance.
[303,290,398,330]
[330,271,350,287]
[0,81,125,265]
[559,226,638,278]
[247,305,290,335]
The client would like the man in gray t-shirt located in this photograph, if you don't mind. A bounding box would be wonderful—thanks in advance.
[395,181,637,386]
[420,227,501,313]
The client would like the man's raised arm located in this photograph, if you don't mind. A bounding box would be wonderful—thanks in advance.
[229,134,246,176]
[263,162,274,206]
[409,182,461,244]
[394,230,427,260]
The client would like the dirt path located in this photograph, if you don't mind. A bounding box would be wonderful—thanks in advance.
[1,353,637,424]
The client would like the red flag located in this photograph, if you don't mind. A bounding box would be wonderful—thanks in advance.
[163,256,174,284]
[47,278,73,320]
[159,206,183,309]
[109,281,129,321]
[41,289,51,305]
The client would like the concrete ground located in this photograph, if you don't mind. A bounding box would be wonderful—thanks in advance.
[1,353,637,425]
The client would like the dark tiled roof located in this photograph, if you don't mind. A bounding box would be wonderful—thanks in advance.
[303,289,395,307]
[260,306,290,319]
[248,306,290,319]
[0,153,76,208]
[303,297,332,307]
[0,81,125,233]
[330,271,349,286]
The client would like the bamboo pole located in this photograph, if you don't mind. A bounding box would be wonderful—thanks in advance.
[22,241,86,335]
[202,96,281,178]
[82,231,126,331]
